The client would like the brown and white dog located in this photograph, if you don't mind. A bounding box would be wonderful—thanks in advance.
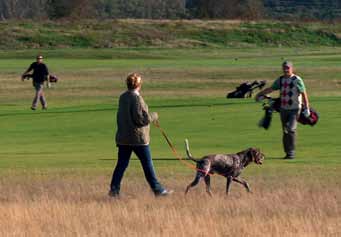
[184,139,264,196]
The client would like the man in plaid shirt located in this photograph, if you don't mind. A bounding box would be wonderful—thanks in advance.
[257,61,310,159]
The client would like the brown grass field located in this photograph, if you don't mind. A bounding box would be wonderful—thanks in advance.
[0,172,340,237]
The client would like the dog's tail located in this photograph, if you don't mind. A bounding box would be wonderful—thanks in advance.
[185,139,198,162]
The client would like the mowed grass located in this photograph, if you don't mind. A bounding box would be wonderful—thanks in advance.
[0,48,341,236]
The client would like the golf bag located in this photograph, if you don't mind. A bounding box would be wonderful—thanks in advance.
[258,97,280,129]
[258,96,319,129]
[22,74,59,83]
[298,106,319,126]
[49,75,59,83]
[227,80,266,99]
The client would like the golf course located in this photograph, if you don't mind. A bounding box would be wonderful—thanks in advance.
[0,24,341,235]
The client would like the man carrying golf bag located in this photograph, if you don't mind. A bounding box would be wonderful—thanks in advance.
[256,61,310,159]
[22,55,49,110]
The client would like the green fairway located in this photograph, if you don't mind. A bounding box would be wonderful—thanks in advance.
[0,96,340,171]
[0,47,340,177]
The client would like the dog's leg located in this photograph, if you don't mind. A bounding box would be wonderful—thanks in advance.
[204,176,213,197]
[233,177,251,193]
[185,173,202,195]
[226,176,233,195]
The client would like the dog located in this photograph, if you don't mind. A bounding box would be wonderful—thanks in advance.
[184,139,264,196]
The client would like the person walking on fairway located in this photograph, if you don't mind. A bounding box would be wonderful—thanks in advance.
[109,73,172,197]
[22,55,49,110]
[256,61,310,159]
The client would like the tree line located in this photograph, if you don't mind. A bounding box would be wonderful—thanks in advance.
[0,0,340,20]
[0,0,185,19]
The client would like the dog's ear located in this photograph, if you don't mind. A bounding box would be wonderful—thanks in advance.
[247,148,260,161]
[250,148,264,164]
[246,148,255,160]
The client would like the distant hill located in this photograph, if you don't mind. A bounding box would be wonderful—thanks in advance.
[1,20,341,49]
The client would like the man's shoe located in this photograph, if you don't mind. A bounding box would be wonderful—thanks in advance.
[155,189,174,197]
[283,155,295,159]
[31,107,36,110]
[108,190,120,198]
[42,107,48,110]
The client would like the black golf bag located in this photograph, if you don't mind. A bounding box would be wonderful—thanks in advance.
[258,97,281,129]
[227,80,266,99]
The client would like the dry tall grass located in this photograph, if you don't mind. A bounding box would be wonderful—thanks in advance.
[0,173,340,237]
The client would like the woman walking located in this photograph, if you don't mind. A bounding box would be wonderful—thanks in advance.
[109,73,172,197]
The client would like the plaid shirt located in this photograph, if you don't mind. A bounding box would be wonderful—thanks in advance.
[271,74,306,110]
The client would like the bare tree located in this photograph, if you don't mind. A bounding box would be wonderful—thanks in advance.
[237,0,264,20]
[70,0,99,19]
[0,0,48,19]
[194,0,263,19]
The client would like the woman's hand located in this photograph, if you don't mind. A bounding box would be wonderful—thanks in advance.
[150,112,159,126]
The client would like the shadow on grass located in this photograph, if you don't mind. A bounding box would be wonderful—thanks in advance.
[101,157,293,162]
[264,156,285,160]
[99,158,180,161]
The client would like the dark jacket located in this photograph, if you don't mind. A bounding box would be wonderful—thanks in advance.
[27,62,49,84]
[115,90,156,145]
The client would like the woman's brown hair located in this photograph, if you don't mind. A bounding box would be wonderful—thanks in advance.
[126,73,142,90]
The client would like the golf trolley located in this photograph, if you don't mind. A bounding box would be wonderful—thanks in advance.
[227,80,266,99]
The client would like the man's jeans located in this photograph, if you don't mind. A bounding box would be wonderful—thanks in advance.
[32,82,47,109]
[110,145,164,194]
[280,109,300,157]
